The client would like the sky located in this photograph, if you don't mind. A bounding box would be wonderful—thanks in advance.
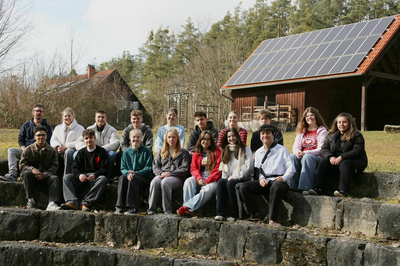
[14,0,256,74]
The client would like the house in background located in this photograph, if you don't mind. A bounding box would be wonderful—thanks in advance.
[46,65,149,128]
[221,15,400,131]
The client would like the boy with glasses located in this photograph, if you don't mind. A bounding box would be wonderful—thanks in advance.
[1,104,53,182]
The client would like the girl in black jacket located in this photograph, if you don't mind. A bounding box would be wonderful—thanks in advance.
[309,112,368,197]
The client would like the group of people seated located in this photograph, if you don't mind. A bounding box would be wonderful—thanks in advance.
[0,103,368,225]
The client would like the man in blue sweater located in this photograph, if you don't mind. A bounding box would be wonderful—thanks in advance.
[0,104,52,182]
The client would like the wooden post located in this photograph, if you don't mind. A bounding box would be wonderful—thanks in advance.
[361,80,366,131]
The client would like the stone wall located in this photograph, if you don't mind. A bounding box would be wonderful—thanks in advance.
[1,208,400,265]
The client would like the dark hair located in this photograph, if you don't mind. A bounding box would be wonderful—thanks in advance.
[194,130,217,171]
[34,125,47,134]
[221,127,246,164]
[96,110,106,115]
[296,107,327,133]
[32,103,45,111]
[82,129,96,138]
[194,110,207,118]
[329,112,357,141]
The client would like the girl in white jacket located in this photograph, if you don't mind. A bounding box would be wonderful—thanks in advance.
[50,108,84,176]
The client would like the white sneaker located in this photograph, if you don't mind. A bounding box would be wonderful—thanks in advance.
[215,215,224,221]
[46,202,59,211]
[227,217,236,221]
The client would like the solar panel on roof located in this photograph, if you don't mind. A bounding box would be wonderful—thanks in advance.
[309,43,329,60]
[305,59,328,77]
[226,16,395,87]
[249,54,264,68]
[357,35,380,53]
[372,16,395,35]
[311,28,331,45]
[277,50,294,64]
[244,68,263,84]
[258,52,277,67]
[317,57,340,76]
[269,50,287,65]
[240,54,258,69]
[287,47,307,63]
[359,19,380,36]
[272,64,293,81]
[291,32,310,48]
[234,70,252,85]
[283,62,303,79]
[254,40,270,54]
[328,55,353,74]
[342,54,366,72]
[302,31,319,46]
[333,24,354,41]
[322,27,341,43]
[281,35,299,50]
[262,65,283,82]
[253,67,273,83]
[293,61,315,78]
[225,70,244,86]
[331,39,353,57]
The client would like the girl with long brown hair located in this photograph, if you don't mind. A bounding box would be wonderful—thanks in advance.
[309,112,368,197]
[215,127,253,221]
[290,107,328,194]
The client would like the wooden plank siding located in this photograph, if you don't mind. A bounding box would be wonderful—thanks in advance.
[230,75,365,129]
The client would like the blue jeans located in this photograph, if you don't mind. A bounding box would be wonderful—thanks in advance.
[290,154,322,191]
[183,176,217,211]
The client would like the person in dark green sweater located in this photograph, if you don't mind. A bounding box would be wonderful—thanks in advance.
[60,129,109,212]
[114,129,153,215]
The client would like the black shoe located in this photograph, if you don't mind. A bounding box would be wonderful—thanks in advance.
[334,190,349,198]
[309,188,322,195]
[246,213,261,221]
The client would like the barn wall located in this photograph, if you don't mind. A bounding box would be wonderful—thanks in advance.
[231,83,306,126]
[305,76,362,128]
[367,84,399,130]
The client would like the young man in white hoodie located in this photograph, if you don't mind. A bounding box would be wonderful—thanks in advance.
[75,110,119,180]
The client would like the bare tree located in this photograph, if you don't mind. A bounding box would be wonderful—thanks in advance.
[0,0,34,70]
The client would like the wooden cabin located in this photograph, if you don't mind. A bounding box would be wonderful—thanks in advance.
[221,15,400,131]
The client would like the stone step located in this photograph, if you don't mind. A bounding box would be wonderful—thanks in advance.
[1,158,400,200]
[2,179,400,239]
[1,207,400,265]
[0,241,236,266]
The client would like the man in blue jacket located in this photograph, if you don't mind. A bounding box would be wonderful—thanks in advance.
[0,104,52,182]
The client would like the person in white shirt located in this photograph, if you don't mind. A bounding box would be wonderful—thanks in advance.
[50,108,85,176]
[239,124,295,225]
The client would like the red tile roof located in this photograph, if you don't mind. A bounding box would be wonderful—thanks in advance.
[221,15,400,90]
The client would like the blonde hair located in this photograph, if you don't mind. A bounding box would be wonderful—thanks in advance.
[129,129,142,138]
[161,128,181,159]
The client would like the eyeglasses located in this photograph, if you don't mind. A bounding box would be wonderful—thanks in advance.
[35,134,46,137]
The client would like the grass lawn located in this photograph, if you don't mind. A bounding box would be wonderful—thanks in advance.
[0,129,398,173]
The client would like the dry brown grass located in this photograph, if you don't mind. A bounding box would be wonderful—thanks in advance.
[0,129,399,173]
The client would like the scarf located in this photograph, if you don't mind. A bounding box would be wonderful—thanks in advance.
[219,144,245,174]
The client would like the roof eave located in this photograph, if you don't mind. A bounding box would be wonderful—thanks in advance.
[221,73,364,91]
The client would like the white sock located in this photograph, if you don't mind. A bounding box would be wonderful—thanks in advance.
[28,198,35,204]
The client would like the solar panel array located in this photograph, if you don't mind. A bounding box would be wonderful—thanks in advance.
[226,16,395,87]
